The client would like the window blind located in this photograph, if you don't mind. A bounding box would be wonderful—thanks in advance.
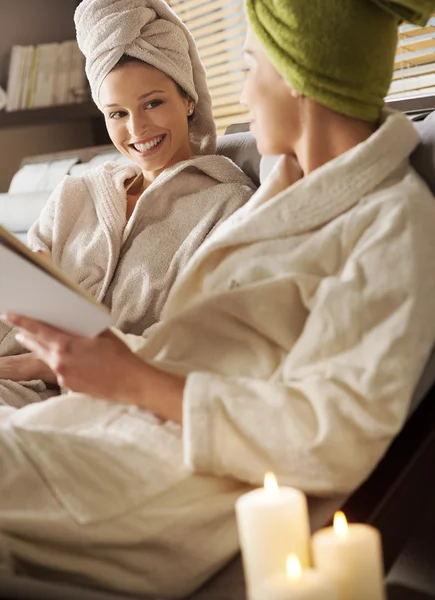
[169,2,435,130]
[387,16,435,101]
[168,0,249,134]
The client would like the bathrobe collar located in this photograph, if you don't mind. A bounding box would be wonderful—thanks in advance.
[195,109,420,253]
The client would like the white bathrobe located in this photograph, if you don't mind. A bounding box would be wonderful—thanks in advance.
[1,111,435,598]
[0,155,254,407]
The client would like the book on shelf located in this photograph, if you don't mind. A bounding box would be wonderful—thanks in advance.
[70,46,87,103]
[19,46,35,110]
[33,43,59,108]
[53,41,75,106]
[25,46,40,109]
[6,45,25,111]
[5,41,89,112]
[0,225,112,337]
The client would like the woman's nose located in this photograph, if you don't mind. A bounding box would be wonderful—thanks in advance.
[128,114,148,138]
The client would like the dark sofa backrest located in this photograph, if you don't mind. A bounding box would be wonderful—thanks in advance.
[217,114,435,195]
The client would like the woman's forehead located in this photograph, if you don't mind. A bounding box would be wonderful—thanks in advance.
[99,63,177,104]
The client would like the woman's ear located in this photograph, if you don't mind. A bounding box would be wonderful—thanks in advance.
[288,85,301,99]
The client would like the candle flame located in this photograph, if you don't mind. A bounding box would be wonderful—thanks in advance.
[333,511,348,538]
[264,472,278,494]
[286,554,302,581]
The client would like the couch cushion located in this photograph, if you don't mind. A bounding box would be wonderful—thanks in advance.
[216,132,261,187]
[412,112,435,195]
[8,158,79,194]
[0,192,50,233]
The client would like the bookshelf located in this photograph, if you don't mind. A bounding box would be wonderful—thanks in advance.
[0,0,107,138]
[0,0,109,191]
[0,102,101,129]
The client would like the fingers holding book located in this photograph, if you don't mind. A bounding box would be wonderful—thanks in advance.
[2,314,146,403]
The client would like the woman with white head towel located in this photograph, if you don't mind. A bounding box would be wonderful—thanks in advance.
[0,0,254,408]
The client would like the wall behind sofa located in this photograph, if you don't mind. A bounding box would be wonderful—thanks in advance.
[0,0,94,192]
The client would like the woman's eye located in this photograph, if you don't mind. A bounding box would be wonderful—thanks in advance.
[108,110,127,119]
[145,99,163,109]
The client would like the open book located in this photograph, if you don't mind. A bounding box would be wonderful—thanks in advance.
[0,226,112,336]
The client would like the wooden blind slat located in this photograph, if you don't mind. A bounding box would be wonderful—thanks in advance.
[207,58,245,78]
[390,70,435,93]
[170,0,210,16]
[169,0,247,131]
[189,3,243,31]
[207,70,245,88]
[388,85,435,100]
[191,12,245,40]
[394,51,435,69]
[399,24,435,39]
[396,38,435,55]
[213,102,246,118]
[196,23,246,50]
[215,113,249,130]
[176,0,241,24]
[210,81,245,98]
[393,61,435,81]
[203,48,244,69]
[200,35,245,59]
[212,91,242,107]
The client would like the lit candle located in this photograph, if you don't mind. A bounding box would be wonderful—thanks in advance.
[252,554,339,600]
[235,473,311,599]
[312,512,386,600]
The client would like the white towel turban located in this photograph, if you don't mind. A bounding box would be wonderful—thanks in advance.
[74,0,216,154]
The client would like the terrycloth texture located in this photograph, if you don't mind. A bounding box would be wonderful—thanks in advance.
[245,0,435,121]
[130,109,435,493]
[0,111,434,598]
[0,155,254,408]
[0,398,251,598]
[75,0,215,155]
[0,323,58,408]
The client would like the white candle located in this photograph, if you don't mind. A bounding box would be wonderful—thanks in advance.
[252,555,339,600]
[235,473,311,599]
[312,512,386,600]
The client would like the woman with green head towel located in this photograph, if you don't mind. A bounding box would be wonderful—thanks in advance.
[2,0,435,597]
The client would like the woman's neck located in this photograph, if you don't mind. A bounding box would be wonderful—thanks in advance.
[294,102,378,176]
[125,172,145,221]
[141,141,195,185]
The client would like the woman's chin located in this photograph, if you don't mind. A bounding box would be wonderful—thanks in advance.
[254,137,274,157]
[256,137,290,158]
[133,153,169,174]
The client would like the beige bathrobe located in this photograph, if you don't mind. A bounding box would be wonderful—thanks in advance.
[0,155,254,407]
[1,110,435,597]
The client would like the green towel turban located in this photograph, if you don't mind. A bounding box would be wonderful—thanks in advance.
[245,0,435,121]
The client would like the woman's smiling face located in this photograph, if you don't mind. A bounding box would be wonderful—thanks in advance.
[99,60,195,181]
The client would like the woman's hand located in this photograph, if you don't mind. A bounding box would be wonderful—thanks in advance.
[3,314,185,423]
[0,353,57,384]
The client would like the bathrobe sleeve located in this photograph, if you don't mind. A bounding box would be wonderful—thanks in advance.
[182,194,435,495]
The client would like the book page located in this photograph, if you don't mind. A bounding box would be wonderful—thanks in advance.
[0,226,112,336]
[0,245,112,336]
[0,225,108,310]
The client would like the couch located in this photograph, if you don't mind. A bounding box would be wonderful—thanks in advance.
[1,117,435,599]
